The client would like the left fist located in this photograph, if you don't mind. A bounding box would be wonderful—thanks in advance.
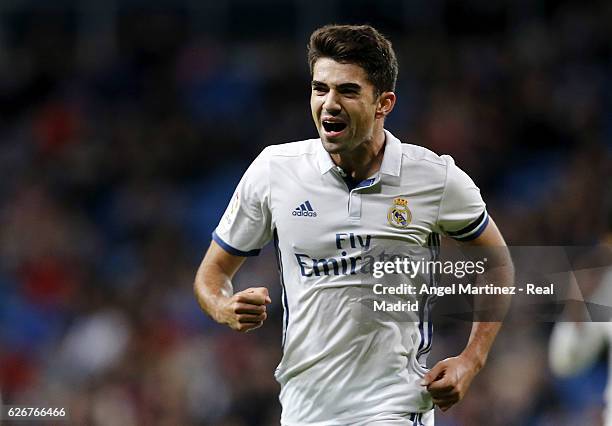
[420,355,480,412]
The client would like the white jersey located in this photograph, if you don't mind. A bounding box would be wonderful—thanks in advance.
[214,130,488,425]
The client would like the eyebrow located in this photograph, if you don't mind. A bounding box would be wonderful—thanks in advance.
[311,81,362,91]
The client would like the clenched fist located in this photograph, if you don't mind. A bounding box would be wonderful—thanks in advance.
[218,287,271,332]
[420,354,480,412]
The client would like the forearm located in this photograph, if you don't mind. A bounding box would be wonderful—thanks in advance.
[461,322,501,370]
[464,256,514,368]
[194,259,234,323]
[425,220,512,410]
[423,259,513,411]
[193,242,268,333]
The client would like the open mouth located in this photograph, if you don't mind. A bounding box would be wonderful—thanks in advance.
[322,120,347,134]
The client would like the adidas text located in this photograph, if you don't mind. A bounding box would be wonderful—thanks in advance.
[292,210,317,217]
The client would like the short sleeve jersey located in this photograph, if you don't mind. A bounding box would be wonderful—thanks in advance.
[213,130,488,425]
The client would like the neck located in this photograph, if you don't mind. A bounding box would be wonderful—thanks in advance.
[331,128,386,181]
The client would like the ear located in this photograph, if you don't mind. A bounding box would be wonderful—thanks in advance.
[375,92,396,119]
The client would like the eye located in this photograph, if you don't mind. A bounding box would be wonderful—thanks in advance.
[341,90,358,97]
[312,85,327,95]
[338,86,360,97]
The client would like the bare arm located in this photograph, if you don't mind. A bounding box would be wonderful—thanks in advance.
[460,218,513,369]
[194,241,271,332]
[422,218,514,411]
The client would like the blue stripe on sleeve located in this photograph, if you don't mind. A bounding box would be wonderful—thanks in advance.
[453,214,490,242]
[212,231,261,257]
[446,211,486,237]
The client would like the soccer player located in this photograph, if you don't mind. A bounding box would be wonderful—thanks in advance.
[194,24,513,425]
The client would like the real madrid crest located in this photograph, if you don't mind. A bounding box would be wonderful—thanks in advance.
[387,197,412,229]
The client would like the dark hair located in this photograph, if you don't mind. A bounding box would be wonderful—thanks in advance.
[308,24,398,97]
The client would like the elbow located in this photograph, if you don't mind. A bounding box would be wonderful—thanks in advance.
[193,266,210,313]
[193,278,202,307]
[503,254,515,282]
[193,268,202,300]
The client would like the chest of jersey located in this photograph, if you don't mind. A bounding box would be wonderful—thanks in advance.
[270,167,443,259]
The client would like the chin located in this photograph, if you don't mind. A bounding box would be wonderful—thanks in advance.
[321,139,346,154]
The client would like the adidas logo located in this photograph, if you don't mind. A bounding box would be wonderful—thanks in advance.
[292,200,317,217]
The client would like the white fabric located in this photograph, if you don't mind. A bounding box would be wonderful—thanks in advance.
[549,268,612,425]
[214,130,486,425]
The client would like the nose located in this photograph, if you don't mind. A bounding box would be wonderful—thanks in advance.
[322,90,341,115]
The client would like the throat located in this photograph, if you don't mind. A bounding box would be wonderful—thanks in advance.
[342,174,359,191]
[331,141,385,183]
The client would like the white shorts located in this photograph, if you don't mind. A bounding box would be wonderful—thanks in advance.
[281,410,434,426]
[361,411,434,426]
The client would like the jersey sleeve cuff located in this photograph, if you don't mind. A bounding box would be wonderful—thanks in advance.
[212,231,261,257]
[445,210,489,241]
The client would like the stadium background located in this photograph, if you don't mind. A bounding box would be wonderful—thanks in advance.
[0,0,610,424]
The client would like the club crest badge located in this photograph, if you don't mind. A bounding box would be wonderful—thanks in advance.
[387,197,412,229]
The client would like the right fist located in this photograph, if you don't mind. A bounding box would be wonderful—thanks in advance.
[219,287,271,332]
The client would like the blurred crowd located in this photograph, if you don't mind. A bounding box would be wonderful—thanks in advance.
[0,0,611,425]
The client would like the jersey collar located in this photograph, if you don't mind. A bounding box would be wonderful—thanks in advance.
[316,129,403,179]
[380,129,402,178]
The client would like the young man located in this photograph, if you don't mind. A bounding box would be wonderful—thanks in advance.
[194,25,513,425]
